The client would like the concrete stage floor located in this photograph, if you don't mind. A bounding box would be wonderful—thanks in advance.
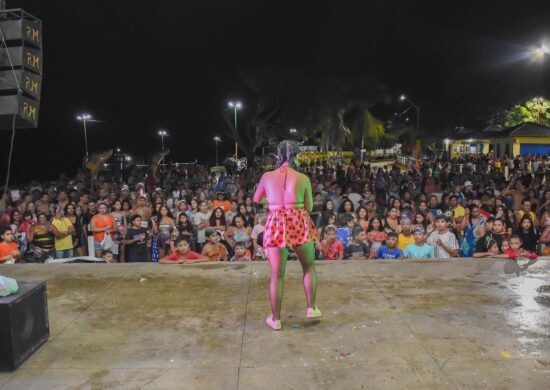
[0,259,549,390]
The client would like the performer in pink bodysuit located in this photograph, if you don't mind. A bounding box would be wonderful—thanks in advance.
[253,140,321,330]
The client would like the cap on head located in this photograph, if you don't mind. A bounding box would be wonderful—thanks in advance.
[413,226,426,234]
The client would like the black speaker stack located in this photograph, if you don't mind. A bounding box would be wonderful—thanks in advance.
[0,280,49,371]
[0,8,42,129]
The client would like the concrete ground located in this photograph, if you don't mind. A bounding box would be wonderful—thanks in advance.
[0,259,549,390]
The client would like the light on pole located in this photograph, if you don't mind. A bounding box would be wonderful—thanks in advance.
[533,97,544,124]
[213,136,221,165]
[228,101,242,160]
[158,130,168,165]
[400,94,421,160]
[534,44,549,58]
[76,113,92,157]
[289,128,297,134]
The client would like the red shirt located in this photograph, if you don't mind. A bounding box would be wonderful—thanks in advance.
[164,250,202,261]
[321,240,344,260]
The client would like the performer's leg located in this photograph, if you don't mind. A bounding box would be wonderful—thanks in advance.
[294,242,319,316]
[267,246,288,322]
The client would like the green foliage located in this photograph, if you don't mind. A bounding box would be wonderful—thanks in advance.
[503,99,550,127]
[348,108,386,147]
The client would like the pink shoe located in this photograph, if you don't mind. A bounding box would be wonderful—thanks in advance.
[265,315,282,330]
[306,307,322,318]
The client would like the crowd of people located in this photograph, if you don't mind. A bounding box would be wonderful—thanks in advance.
[0,152,549,264]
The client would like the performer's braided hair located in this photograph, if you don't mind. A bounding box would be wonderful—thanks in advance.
[276,140,300,168]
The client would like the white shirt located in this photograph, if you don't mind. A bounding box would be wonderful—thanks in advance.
[193,211,212,243]
[427,230,459,259]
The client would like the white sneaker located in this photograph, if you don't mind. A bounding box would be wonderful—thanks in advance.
[265,315,282,330]
[306,307,322,318]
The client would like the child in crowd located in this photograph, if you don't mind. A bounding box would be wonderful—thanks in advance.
[397,217,415,252]
[345,225,370,259]
[320,225,344,260]
[336,214,355,250]
[168,226,180,255]
[473,239,500,258]
[404,227,435,259]
[0,227,21,264]
[366,217,387,258]
[251,213,266,260]
[160,238,210,264]
[101,250,114,263]
[201,229,228,262]
[427,214,459,259]
[501,235,538,260]
[376,232,404,259]
[231,241,251,261]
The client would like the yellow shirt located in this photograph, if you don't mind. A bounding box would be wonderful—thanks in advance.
[398,233,415,252]
[51,217,74,250]
[452,205,465,219]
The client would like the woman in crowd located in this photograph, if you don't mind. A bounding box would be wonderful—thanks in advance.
[26,213,55,261]
[356,206,369,232]
[177,213,197,250]
[90,202,116,258]
[155,205,176,259]
[238,204,255,227]
[366,217,387,258]
[65,203,85,256]
[208,207,228,237]
[517,215,539,253]
[188,199,199,220]
[383,206,401,233]
[226,214,252,255]
[316,200,336,228]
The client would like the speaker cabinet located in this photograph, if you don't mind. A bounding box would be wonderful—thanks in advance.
[0,280,49,371]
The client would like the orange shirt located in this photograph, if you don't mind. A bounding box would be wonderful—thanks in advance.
[92,214,115,242]
[202,242,228,261]
[213,200,231,213]
[0,241,19,262]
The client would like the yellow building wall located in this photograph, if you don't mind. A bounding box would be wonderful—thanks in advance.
[514,137,550,144]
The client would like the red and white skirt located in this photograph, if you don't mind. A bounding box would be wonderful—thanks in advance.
[263,208,317,248]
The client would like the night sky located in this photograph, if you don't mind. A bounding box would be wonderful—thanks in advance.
[2,0,549,184]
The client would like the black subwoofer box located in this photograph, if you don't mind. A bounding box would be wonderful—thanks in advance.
[0,280,49,371]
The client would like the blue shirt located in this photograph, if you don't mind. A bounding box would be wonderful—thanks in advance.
[376,246,404,260]
[404,243,435,259]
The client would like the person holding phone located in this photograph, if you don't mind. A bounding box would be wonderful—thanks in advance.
[124,215,149,262]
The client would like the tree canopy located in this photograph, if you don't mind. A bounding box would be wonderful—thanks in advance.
[221,66,390,160]
[502,98,550,127]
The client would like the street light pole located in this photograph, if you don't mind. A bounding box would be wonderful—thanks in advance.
[533,97,544,124]
[213,136,221,165]
[228,101,242,161]
[76,114,92,157]
[400,95,421,160]
[158,130,168,164]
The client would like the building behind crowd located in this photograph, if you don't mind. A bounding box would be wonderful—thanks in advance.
[448,122,550,158]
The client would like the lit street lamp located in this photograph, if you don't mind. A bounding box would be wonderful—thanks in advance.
[534,44,549,58]
[158,129,168,164]
[213,136,221,165]
[76,113,92,157]
[289,128,297,134]
[400,94,421,159]
[228,101,242,160]
[158,130,168,151]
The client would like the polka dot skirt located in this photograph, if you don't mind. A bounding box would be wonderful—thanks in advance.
[263,208,317,248]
